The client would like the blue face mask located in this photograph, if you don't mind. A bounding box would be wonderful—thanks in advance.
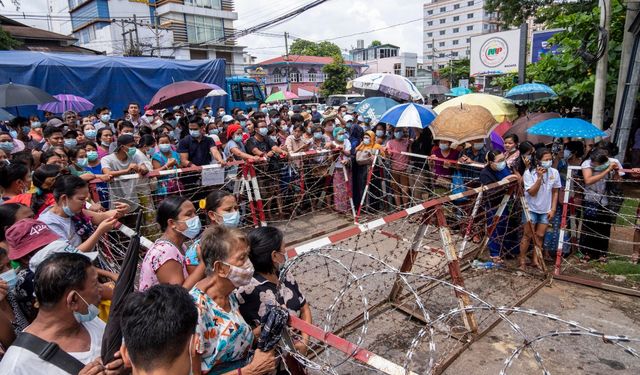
[190,129,201,138]
[593,161,610,172]
[313,132,323,140]
[394,131,404,139]
[209,128,220,135]
[100,114,111,123]
[31,121,42,129]
[0,141,15,152]
[64,139,77,148]
[87,151,99,162]
[159,144,172,153]
[126,147,137,158]
[337,134,345,142]
[84,129,97,139]
[9,130,17,139]
[541,160,552,169]
[179,216,202,239]
[22,126,31,135]
[0,269,17,289]
[233,135,243,143]
[76,158,88,167]
[494,161,507,171]
[169,119,178,127]
[72,291,99,323]
[222,211,240,228]
[375,130,385,137]
[258,127,268,136]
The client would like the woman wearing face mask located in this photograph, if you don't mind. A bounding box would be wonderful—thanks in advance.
[458,138,487,180]
[28,116,43,142]
[373,123,389,146]
[38,175,121,252]
[83,123,98,144]
[0,162,31,201]
[429,140,460,192]
[151,134,182,200]
[503,134,520,170]
[139,196,206,292]
[185,190,240,274]
[353,130,385,212]
[513,141,535,179]
[520,148,562,270]
[330,127,353,213]
[0,132,16,157]
[236,226,312,369]
[5,164,60,219]
[190,226,276,375]
[579,148,623,263]
[83,141,111,209]
[386,127,411,208]
[479,151,516,261]
[96,128,114,158]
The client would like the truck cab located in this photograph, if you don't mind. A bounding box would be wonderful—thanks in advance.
[225,76,265,113]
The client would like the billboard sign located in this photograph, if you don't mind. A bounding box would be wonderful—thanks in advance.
[458,79,469,89]
[531,29,563,63]
[470,29,521,76]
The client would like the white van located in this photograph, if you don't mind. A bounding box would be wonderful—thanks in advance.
[326,94,365,109]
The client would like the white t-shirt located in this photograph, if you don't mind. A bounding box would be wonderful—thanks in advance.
[38,207,82,248]
[0,318,105,375]
[580,158,625,205]
[523,167,562,214]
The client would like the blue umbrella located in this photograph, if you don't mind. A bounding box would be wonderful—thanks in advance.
[354,97,399,121]
[505,83,557,103]
[378,103,437,129]
[527,118,606,139]
[447,86,472,97]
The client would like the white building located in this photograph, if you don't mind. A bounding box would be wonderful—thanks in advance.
[50,0,246,75]
[349,41,418,78]
[423,0,498,70]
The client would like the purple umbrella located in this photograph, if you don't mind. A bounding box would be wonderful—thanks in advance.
[490,131,505,152]
[37,94,94,113]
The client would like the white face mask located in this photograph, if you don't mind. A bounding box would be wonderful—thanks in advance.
[222,259,254,288]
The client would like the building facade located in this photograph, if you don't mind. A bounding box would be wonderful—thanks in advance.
[246,55,367,99]
[423,0,498,70]
[349,41,418,78]
[50,0,246,74]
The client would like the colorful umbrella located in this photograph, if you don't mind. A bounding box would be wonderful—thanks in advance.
[378,103,436,129]
[447,86,472,97]
[0,82,57,107]
[147,81,217,110]
[429,104,497,144]
[37,94,94,113]
[509,112,560,144]
[490,131,505,152]
[354,97,398,121]
[205,84,228,97]
[493,120,512,137]
[348,73,424,102]
[422,84,449,96]
[505,83,557,103]
[434,93,517,122]
[265,90,298,103]
[527,118,606,139]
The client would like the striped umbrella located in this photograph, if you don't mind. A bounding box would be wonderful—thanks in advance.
[37,94,94,113]
[265,90,298,103]
[378,103,437,129]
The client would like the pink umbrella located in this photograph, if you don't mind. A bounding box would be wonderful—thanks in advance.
[37,94,94,113]
[509,112,560,144]
[147,81,222,110]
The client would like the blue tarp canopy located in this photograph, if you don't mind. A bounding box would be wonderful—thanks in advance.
[0,51,226,117]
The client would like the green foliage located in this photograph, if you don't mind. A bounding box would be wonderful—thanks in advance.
[369,40,382,47]
[0,27,21,50]
[484,0,553,28]
[437,58,474,87]
[526,0,624,111]
[289,39,342,57]
[321,55,354,97]
[490,73,518,91]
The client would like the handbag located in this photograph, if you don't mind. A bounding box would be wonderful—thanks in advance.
[11,332,85,374]
[355,150,374,166]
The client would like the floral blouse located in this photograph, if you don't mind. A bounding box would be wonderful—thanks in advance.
[138,239,188,292]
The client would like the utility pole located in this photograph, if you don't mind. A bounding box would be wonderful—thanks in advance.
[518,23,528,84]
[153,13,160,58]
[591,0,611,129]
[612,4,638,133]
[284,31,290,92]
[120,19,127,55]
[431,38,436,84]
[133,15,140,47]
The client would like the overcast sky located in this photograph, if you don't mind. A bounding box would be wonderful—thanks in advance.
[0,0,424,62]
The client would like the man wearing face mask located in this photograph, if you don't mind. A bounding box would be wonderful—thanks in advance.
[94,107,114,132]
[0,252,125,375]
[178,116,225,168]
[125,102,151,130]
[458,138,488,180]
[63,111,79,130]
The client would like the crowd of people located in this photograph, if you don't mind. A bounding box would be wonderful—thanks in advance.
[0,98,634,374]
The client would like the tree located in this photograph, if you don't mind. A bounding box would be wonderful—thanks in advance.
[437,58,474,87]
[484,0,553,28]
[321,55,354,97]
[369,40,382,47]
[0,28,21,50]
[490,73,518,92]
[289,39,342,57]
[526,0,624,111]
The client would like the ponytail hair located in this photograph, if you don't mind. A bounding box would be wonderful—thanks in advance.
[485,150,502,166]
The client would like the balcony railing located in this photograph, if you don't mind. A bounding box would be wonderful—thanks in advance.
[264,73,327,84]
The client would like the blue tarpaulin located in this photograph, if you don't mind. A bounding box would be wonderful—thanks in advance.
[0,51,226,117]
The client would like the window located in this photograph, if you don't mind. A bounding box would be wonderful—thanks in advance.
[185,14,224,44]
[289,68,301,83]
[427,10,433,15]
[453,16,459,21]
[427,32,432,37]
[308,68,317,82]
[74,24,96,44]
[271,68,282,83]
[467,25,473,31]
[439,30,445,35]
[185,0,222,9]
[405,67,416,77]
[404,67,416,77]
[467,0,474,5]
[467,38,471,43]
[439,53,445,58]
[453,40,459,45]
[439,41,445,47]
[427,43,433,48]
[484,24,488,29]
[379,48,398,58]
[438,64,445,69]
[453,27,459,33]
[427,54,434,60]
[393,63,402,75]
[427,21,433,26]
[466,50,470,55]
[70,0,110,30]
[440,18,446,24]
[454,4,460,9]
[452,51,459,57]
[440,6,446,12]
[467,13,474,19]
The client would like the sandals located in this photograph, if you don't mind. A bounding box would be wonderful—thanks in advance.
[490,256,504,264]
[631,253,639,264]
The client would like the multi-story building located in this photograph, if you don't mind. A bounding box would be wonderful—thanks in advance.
[50,0,246,74]
[423,0,499,70]
[246,55,367,99]
[349,41,418,79]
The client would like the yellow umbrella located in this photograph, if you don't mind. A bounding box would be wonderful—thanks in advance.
[434,93,517,122]
[430,104,498,144]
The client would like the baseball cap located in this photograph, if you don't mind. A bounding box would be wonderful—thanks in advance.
[343,115,354,122]
[29,239,98,272]
[117,134,135,146]
[47,118,64,128]
[221,115,234,123]
[6,219,63,260]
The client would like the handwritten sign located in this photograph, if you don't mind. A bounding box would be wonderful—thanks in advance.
[201,166,224,186]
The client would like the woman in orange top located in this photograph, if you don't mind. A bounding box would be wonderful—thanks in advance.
[5,165,60,219]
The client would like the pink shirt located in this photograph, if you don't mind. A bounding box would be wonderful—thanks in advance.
[386,139,410,171]
[138,239,188,292]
